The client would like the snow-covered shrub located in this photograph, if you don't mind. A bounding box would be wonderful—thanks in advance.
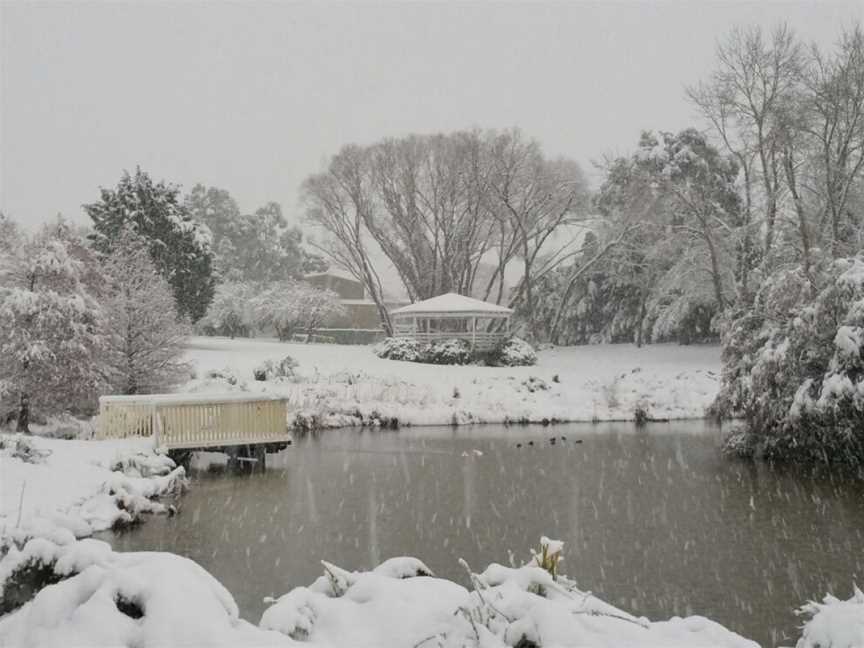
[1,434,51,464]
[252,281,345,341]
[490,336,537,366]
[715,256,864,464]
[253,356,298,381]
[198,281,256,338]
[0,541,264,647]
[204,368,238,386]
[260,536,757,648]
[373,337,425,362]
[425,338,472,365]
[795,586,864,648]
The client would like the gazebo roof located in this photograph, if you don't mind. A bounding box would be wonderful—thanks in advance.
[390,293,513,317]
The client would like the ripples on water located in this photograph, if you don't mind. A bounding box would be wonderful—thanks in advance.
[106,422,864,647]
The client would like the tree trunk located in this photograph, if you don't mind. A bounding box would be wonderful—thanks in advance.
[16,393,30,434]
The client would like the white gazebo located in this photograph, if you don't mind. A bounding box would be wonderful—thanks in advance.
[389,293,514,351]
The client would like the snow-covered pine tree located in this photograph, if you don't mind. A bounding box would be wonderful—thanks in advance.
[0,219,106,431]
[84,168,216,322]
[101,228,190,395]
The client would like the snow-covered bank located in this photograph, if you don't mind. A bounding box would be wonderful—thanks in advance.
[0,434,186,544]
[0,535,760,648]
[181,337,721,427]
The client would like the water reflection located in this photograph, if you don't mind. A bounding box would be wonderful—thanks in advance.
[106,422,864,647]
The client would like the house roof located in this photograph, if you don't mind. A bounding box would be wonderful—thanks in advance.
[390,292,513,316]
[303,269,359,283]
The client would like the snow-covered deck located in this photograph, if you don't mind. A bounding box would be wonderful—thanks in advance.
[390,292,513,351]
[98,393,290,450]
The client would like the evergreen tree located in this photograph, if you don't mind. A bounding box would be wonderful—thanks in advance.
[184,185,325,284]
[84,168,215,321]
[0,220,106,431]
[101,228,190,395]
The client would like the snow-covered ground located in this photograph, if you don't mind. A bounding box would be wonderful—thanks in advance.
[0,434,184,544]
[181,336,721,427]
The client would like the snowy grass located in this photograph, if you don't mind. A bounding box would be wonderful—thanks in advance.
[181,336,722,427]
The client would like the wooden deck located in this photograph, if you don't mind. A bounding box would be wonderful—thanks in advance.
[97,393,291,452]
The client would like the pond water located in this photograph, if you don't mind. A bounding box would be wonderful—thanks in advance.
[106,422,864,647]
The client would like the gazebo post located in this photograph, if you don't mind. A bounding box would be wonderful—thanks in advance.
[471,316,476,349]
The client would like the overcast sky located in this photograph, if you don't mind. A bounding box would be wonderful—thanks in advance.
[1,1,862,228]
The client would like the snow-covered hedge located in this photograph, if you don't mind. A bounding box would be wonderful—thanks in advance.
[374,337,426,362]
[375,336,537,366]
[424,338,472,365]
[715,256,864,464]
[490,336,538,366]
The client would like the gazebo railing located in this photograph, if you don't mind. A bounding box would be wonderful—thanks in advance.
[392,329,506,351]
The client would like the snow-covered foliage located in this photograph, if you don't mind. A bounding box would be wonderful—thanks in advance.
[375,337,535,366]
[535,130,737,347]
[0,541,272,648]
[373,337,426,362]
[252,282,345,341]
[0,221,107,430]
[0,435,187,540]
[199,281,258,338]
[100,228,190,395]
[185,185,325,283]
[491,337,537,366]
[716,256,864,463]
[424,338,473,365]
[796,587,864,648]
[258,538,757,648]
[253,356,298,381]
[84,167,216,322]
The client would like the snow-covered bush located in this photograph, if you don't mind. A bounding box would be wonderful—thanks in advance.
[490,336,537,366]
[375,337,474,365]
[425,338,472,365]
[795,586,864,648]
[715,256,864,464]
[374,337,425,362]
[253,356,298,381]
[259,537,758,648]
[0,541,264,647]
[253,281,345,341]
[203,368,238,386]
[198,281,256,338]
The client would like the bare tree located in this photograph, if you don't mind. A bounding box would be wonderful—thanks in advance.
[484,129,591,337]
[802,26,864,257]
[302,146,395,335]
[688,24,802,268]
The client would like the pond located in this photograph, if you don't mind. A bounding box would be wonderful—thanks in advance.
[105,422,864,647]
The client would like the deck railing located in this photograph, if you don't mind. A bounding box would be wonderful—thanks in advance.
[98,394,290,450]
